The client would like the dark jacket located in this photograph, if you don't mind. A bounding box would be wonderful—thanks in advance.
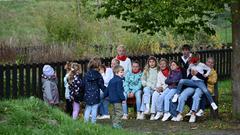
[165,68,182,89]
[69,74,84,103]
[83,69,106,105]
[179,57,190,79]
[104,75,125,103]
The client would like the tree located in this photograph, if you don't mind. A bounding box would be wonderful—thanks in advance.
[100,0,240,117]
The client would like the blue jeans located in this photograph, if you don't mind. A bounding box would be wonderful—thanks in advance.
[199,95,207,111]
[191,88,203,112]
[140,87,153,112]
[99,90,109,115]
[164,88,177,112]
[177,79,214,104]
[151,91,161,114]
[122,90,142,114]
[176,87,195,113]
[84,104,99,124]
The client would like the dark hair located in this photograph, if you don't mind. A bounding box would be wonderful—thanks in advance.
[132,60,140,65]
[99,64,106,72]
[170,60,181,67]
[182,44,191,51]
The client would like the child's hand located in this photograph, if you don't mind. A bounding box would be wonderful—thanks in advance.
[128,92,134,98]
[203,74,208,78]
[122,100,126,104]
[191,70,197,76]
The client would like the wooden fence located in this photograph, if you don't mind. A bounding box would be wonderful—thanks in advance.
[0,48,232,99]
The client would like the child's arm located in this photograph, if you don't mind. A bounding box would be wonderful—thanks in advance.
[117,81,126,101]
[201,63,211,77]
[98,75,106,92]
[207,70,218,85]
[132,73,142,94]
[141,72,147,87]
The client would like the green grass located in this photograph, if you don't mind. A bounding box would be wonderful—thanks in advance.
[0,97,140,135]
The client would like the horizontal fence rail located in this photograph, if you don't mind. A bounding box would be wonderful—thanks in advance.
[0,49,232,99]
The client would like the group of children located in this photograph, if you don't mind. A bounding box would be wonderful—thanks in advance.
[41,44,218,129]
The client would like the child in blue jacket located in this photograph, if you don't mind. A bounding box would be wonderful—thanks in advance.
[105,65,125,129]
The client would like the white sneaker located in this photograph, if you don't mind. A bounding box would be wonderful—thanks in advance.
[196,109,204,117]
[136,112,141,120]
[97,115,111,119]
[144,104,150,114]
[154,112,163,120]
[172,94,179,103]
[150,114,155,120]
[185,110,192,116]
[139,113,145,120]
[121,114,128,120]
[171,117,177,121]
[175,114,183,121]
[211,102,218,110]
[162,112,171,121]
[189,114,196,123]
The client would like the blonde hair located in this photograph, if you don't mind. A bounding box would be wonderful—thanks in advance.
[87,57,101,70]
[113,65,124,74]
[68,62,81,83]
[117,44,126,50]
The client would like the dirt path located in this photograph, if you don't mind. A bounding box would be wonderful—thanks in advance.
[98,119,240,135]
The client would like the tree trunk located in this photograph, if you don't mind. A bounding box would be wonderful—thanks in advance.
[231,2,240,118]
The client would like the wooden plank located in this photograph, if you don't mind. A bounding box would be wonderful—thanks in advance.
[5,65,11,98]
[19,64,25,96]
[26,64,31,97]
[32,64,37,96]
[12,64,18,98]
[0,65,4,98]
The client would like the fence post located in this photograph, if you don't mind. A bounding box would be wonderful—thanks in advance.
[12,64,18,98]
[26,64,31,97]
[5,65,11,98]
[32,63,37,96]
[0,65,4,98]
[19,64,25,96]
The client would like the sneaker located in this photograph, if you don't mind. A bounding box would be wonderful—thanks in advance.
[139,113,145,120]
[189,114,196,123]
[185,110,192,116]
[175,114,183,121]
[196,109,204,117]
[144,104,150,114]
[121,114,128,120]
[98,115,111,119]
[136,112,141,120]
[150,114,155,120]
[171,117,177,121]
[211,102,218,110]
[154,112,163,120]
[172,94,179,103]
[162,112,171,121]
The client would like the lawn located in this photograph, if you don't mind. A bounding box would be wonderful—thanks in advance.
[0,80,239,135]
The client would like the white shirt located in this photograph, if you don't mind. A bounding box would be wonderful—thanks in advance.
[101,68,113,87]
[119,57,132,76]
[181,53,192,64]
[156,71,168,90]
[187,62,211,80]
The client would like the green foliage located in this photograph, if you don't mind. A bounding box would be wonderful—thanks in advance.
[0,97,140,135]
[100,0,230,35]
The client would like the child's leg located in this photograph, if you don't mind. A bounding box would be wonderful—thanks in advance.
[91,104,99,124]
[84,105,92,123]
[66,99,73,116]
[164,89,177,112]
[195,81,215,104]
[112,103,123,128]
[72,101,80,120]
[151,91,160,114]
[157,88,171,112]
[135,90,142,113]
[176,79,196,95]
[122,92,128,115]
[191,88,203,112]
[199,95,207,111]
[99,90,105,116]
[142,87,153,113]
[176,87,195,113]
